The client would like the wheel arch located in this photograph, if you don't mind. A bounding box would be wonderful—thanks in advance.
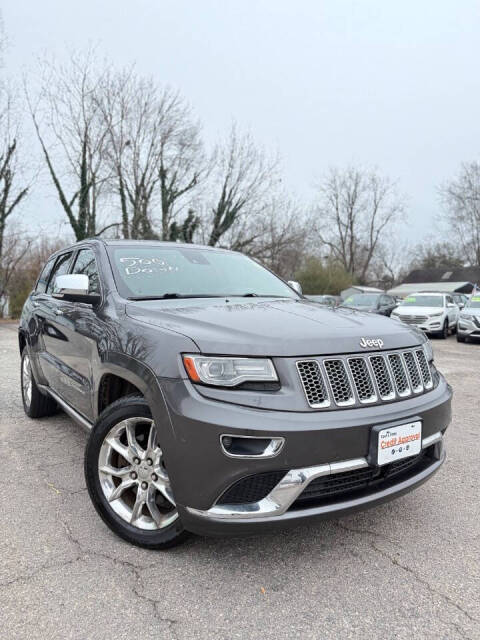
[18,329,27,355]
[94,353,175,444]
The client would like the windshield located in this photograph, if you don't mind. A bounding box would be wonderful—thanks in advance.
[342,294,378,307]
[400,295,444,308]
[465,295,480,309]
[108,246,298,300]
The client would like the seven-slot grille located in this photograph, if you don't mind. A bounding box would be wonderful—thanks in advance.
[297,348,434,409]
[399,315,429,325]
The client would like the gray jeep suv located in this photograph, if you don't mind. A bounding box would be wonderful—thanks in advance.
[19,240,452,548]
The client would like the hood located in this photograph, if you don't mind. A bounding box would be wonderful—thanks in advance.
[341,304,374,312]
[125,297,425,357]
[394,306,443,316]
[462,307,480,316]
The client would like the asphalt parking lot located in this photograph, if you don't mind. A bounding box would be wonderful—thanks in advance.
[0,322,479,640]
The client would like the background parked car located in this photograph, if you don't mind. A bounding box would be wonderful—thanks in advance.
[456,294,480,342]
[305,294,341,307]
[339,293,397,316]
[391,292,459,338]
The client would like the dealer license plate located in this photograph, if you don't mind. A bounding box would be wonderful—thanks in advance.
[377,421,422,466]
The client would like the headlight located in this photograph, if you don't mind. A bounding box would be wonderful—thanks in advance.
[182,355,278,387]
[428,312,443,318]
[460,313,473,320]
[423,340,433,362]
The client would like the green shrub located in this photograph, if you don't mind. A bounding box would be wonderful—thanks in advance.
[295,257,354,295]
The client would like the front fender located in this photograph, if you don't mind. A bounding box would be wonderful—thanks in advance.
[94,351,177,453]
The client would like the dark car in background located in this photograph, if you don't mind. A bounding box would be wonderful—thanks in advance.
[18,240,451,549]
[305,294,342,307]
[340,293,397,316]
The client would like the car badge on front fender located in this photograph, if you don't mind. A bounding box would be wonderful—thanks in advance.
[359,337,384,349]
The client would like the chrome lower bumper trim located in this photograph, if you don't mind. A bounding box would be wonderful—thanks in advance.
[187,432,443,520]
[421,431,442,448]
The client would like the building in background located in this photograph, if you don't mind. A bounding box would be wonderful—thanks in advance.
[388,267,480,298]
[340,285,383,299]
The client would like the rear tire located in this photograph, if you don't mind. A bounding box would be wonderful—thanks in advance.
[21,348,57,418]
[85,395,190,549]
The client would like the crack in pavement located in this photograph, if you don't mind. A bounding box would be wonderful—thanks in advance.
[335,521,478,628]
[0,556,84,589]
[59,516,180,638]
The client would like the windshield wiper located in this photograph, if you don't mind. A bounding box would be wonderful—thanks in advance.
[127,294,226,301]
[231,293,292,298]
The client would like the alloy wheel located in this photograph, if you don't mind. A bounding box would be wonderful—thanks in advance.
[98,417,177,530]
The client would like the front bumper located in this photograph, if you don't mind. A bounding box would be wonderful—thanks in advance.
[180,434,444,536]
[155,376,452,536]
[394,317,444,333]
[457,319,480,339]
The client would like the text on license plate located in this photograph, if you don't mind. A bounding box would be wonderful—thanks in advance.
[377,421,422,466]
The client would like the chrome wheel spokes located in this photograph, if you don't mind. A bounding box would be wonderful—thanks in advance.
[22,355,32,406]
[98,417,178,530]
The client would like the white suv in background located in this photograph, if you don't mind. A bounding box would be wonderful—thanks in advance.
[391,292,459,338]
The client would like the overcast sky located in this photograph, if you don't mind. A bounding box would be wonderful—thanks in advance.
[2,0,480,241]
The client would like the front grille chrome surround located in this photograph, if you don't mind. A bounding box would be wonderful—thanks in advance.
[296,360,330,408]
[387,353,411,397]
[368,355,396,401]
[297,347,435,410]
[415,349,433,389]
[347,357,377,404]
[323,359,356,407]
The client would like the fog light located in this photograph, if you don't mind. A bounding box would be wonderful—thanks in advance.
[220,435,284,458]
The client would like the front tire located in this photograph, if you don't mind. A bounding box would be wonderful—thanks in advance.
[84,395,189,549]
[457,333,466,343]
[439,320,448,339]
[21,348,57,418]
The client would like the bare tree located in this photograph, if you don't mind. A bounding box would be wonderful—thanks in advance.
[26,49,113,240]
[101,70,205,240]
[206,126,278,248]
[238,197,308,278]
[0,88,30,313]
[440,161,480,265]
[0,115,28,262]
[157,101,206,240]
[0,230,34,315]
[313,166,404,283]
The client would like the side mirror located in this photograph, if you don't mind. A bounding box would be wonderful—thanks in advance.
[459,303,465,310]
[288,280,302,295]
[447,302,455,308]
[52,274,101,305]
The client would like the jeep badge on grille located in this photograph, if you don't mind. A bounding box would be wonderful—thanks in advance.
[359,337,384,349]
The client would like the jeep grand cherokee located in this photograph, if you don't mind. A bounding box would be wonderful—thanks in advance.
[18,240,452,548]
